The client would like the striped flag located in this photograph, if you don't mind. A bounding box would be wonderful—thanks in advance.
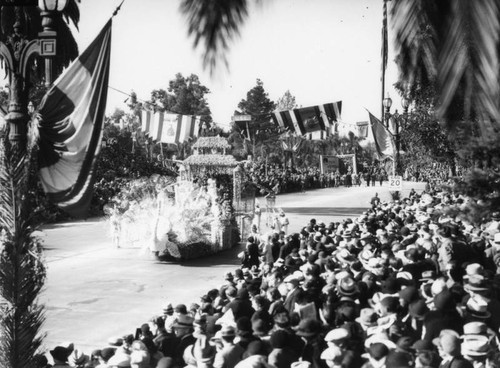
[141,109,153,136]
[178,115,202,143]
[367,110,394,160]
[160,114,182,144]
[271,101,342,136]
[37,19,112,217]
[151,111,165,141]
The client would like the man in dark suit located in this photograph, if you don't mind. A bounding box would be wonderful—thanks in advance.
[223,286,254,321]
[283,274,302,314]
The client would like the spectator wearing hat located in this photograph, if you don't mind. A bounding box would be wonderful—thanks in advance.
[432,330,472,368]
[295,318,328,368]
[172,315,195,367]
[152,316,175,357]
[361,342,390,368]
[223,286,255,321]
[412,339,441,368]
[96,347,116,368]
[324,328,364,368]
[461,335,492,367]
[236,316,259,350]
[283,274,302,314]
[251,295,273,331]
[374,296,411,343]
[50,346,71,368]
[462,274,500,332]
[234,340,272,368]
[268,329,299,368]
[213,325,244,368]
[241,237,260,269]
[162,302,176,334]
[423,290,463,341]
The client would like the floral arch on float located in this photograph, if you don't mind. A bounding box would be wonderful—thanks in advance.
[107,136,247,260]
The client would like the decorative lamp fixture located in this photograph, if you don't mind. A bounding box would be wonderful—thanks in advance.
[38,0,68,12]
[401,96,410,110]
[383,95,393,109]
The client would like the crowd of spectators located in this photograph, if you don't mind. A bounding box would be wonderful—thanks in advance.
[244,162,382,195]
[39,184,500,368]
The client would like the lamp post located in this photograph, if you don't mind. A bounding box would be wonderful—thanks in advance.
[383,95,410,176]
[1,0,67,151]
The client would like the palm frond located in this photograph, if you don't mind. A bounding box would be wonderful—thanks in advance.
[393,0,500,138]
[179,0,249,74]
[392,0,438,87]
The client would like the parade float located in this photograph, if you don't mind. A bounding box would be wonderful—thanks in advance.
[107,136,247,260]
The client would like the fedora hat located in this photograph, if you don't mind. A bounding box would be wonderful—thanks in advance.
[173,314,194,329]
[466,296,491,319]
[336,249,356,264]
[419,270,436,283]
[461,335,490,357]
[295,318,322,337]
[462,322,488,338]
[464,275,489,292]
[337,276,358,296]
[355,308,378,327]
[50,346,71,363]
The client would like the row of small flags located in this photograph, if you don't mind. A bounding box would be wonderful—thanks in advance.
[271,101,342,137]
[141,110,201,144]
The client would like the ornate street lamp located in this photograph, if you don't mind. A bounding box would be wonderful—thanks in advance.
[382,95,392,128]
[0,0,67,147]
[382,94,411,176]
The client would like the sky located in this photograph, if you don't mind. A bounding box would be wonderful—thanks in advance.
[28,0,405,133]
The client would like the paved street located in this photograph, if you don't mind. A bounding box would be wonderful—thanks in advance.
[39,182,425,352]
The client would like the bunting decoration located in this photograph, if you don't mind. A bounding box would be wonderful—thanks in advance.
[160,113,183,144]
[367,110,394,160]
[141,109,152,135]
[140,110,200,144]
[37,19,112,217]
[271,101,342,136]
[356,121,369,138]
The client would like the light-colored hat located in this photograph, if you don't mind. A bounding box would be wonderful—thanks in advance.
[466,295,491,319]
[324,328,349,342]
[464,263,484,279]
[461,335,490,357]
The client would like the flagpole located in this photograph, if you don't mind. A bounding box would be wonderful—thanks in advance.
[381,0,388,124]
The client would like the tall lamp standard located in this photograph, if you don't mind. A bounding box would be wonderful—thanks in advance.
[0,1,68,367]
[383,95,410,176]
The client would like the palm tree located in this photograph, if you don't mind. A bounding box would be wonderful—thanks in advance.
[0,3,80,367]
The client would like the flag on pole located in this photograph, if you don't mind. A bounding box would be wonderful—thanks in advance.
[381,0,388,74]
[271,101,342,136]
[367,110,394,160]
[160,113,182,144]
[37,19,112,217]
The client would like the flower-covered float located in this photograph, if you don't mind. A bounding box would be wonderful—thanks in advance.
[107,137,243,260]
